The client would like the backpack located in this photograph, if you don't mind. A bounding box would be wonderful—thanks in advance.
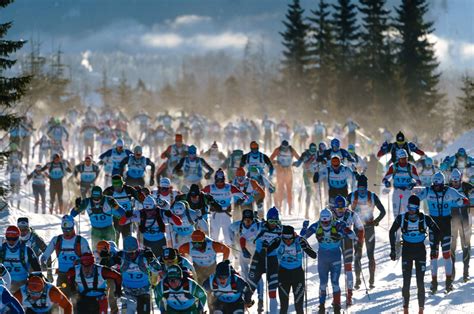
[401,213,426,234]
[79,266,105,295]
[54,235,82,257]
[350,191,373,211]
[0,242,29,271]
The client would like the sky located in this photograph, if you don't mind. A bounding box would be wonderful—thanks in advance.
[3,0,474,75]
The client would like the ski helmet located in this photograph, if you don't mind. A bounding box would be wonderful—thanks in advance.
[319,142,327,151]
[235,167,246,177]
[134,145,143,154]
[214,168,226,183]
[407,195,420,213]
[80,252,95,266]
[266,206,280,221]
[171,201,187,216]
[143,195,156,210]
[111,175,124,187]
[250,141,259,151]
[396,131,405,144]
[191,230,206,243]
[331,138,340,150]
[457,148,466,157]
[281,140,289,149]
[282,225,295,240]
[17,217,29,229]
[396,149,408,160]
[348,144,356,154]
[242,209,254,220]
[357,175,368,188]
[424,157,433,167]
[334,195,347,208]
[450,168,462,183]
[211,141,218,149]
[91,186,103,200]
[162,248,178,264]
[189,184,200,196]
[123,236,139,252]
[432,172,445,185]
[157,198,170,211]
[188,145,197,155]
[27,276,45,293]
[309,143,317,153]
[116,138,124,147]
[159,177,171,188]
[5,225,20,239]
[61,215,75,231]
[167,265,183,280]
[175,134,183,143]
[330,155,341,167]
[215,260,232,278]
[320,208,333,224]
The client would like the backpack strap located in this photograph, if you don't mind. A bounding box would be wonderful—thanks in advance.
[54,236,63,256]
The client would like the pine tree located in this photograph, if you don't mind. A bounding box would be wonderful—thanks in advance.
[307,0,335,110]
[457,75,474,128]
[117,71,132,110]
[358,0,397,114]
[331,0,359,111]
[395,0,443,115]
[279,0,310,104]
[96,68,113,106]
[0,0,31,197]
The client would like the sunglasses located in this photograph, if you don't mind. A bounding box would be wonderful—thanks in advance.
[407,205,419,211]
[168,278,181,284]
[267,219,280,225]
[6,237,18,242]
[282,235,294,240]
[62,228,73,233]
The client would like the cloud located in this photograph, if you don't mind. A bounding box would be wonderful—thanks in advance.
[141,33,184,48]
[461,43,474,59]
[141,31,248,50]
[427,34,451,64]
[169,15,212,28]
[81,50,93,72]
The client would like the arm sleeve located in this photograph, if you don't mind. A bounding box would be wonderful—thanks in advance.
[212,242,230,260]
[373,194,386,222]
[300,237,317,259]
[27,247,41,271]
[49,286,73,314]
[173,157,185,172]
[2,288,25,314]
[80,237,92,254]
[425,215,440,237]
[269,148,279,161]
[0,265,11,289]
[263,154,274,174]
[178,243,190,256]
[389,215,402,249]
[146,158,156,174]
[201,158,214,174]
[102,267,122,291]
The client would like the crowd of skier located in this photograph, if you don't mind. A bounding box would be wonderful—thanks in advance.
[0,108,473,314]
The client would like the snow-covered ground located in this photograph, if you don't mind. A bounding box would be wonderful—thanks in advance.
[435,129,474,160]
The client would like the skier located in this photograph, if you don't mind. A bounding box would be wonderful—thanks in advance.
[447,169,473,281]
[178,230,230,286]
[152,177,180,205]
[73,155,100,198]
[300,208,356,314]
[270,140,300,215]
[418,156,437,187]
[158,133,188,180]
[318,138,355,164]
[221,149,244,182]
[330,195,365,306]
[0,281,24,313]
[313,155,355,203]
[382,149,421,219]
[377,131,425,164]
[168,200,202,248]
[99,138,133,181]
[344,118,360,146]
[231,167,265,220]
[157,248,196,279]
[262,114,275,151]
[265,225,317,313]
[0,226,41,293]
[174,145,214,188]
[40,215,91,297]
[347,175,386,289]
[203,169,246,245]
[17,217,53,282]
[415,172,468,292]
[103,174,139,246]
[240,141,274,178]
[41,153,72,214]
[311,120,327,145]
[153,265,207,313]
[389,195,440,314]
[71,185,129,248]
[293,143,320,217]
[201,141,227,171]
[46,118,69,149]
[24,164,47,213]
[66,252,122,314]
[79,123,100,158]
[32,134,51,164]
[119,145,155,187]
[446,147,473,174]
[14,274,72,314]
[202,260,254,313]
[6,159,25,208]
[117,235,161,314]
[247,207,283,313]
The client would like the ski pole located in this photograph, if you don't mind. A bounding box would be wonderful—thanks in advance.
[304,254,308,313]
[357,252,371,300]
[264,248,269,314]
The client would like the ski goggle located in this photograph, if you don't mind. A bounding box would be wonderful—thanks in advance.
[168,278,181,285]
[6,237,18,242]
[282,234,294,240]
[28,290,43,298]
[407,204,419,212]
[267,219,280,225]
[192,241,205,249]
[396,141,405,146]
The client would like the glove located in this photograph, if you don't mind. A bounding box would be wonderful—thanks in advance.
[125,210,133,218]
[381,141,388,151]
[75,197,82,208]
[163,210,172,218]
[292,161,299,167]
[40,255,47,265]
[246,300,255,308]
[114,288,122,298]
[372,218,380,226]
[235,198,244,206]
[204,172,212,180]
[261,240,269,249]
[143,248,155,259]
[149,178,155,186]
[242,247,252,259]
[313,172,319,183]
[383,180,391,188]
[302,220,310,229]
[389,249,396,261]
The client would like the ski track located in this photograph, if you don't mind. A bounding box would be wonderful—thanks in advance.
[1,146,473,313]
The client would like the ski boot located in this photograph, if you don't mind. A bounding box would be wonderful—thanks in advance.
[257,299,264,313]
[346,289,353,307]
[463,266,469,282]
[354,278,361,290]
[403,306,409,314]
[369,260,376,288]
[430,277,438,294]
[419,307,424,314]
[333,291,341,314]
[445,276,453,293]
[318,303,325,314]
